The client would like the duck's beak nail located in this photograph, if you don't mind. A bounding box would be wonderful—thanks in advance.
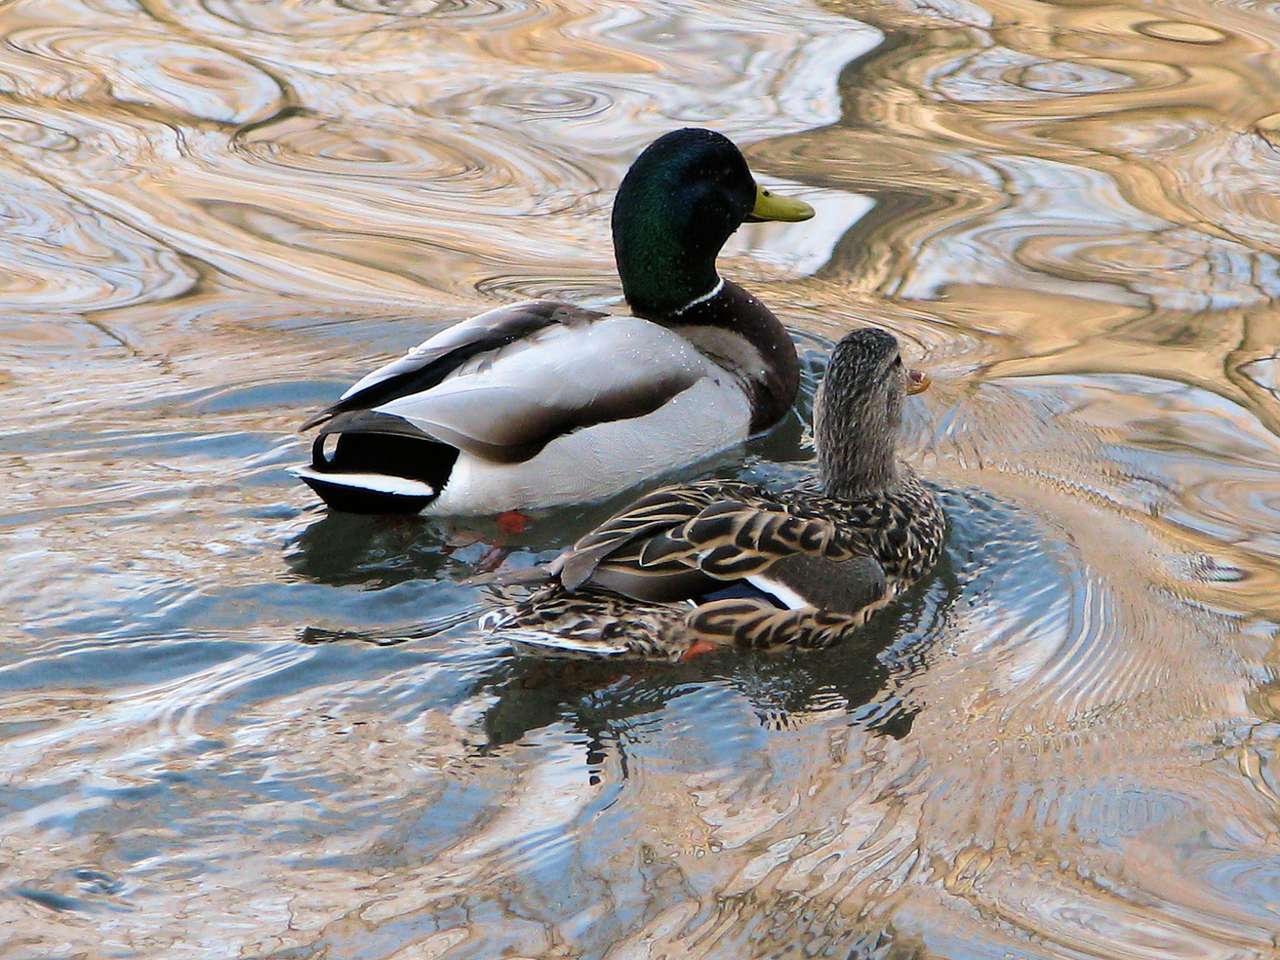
[907,369,931,395]
[744,182,815,223]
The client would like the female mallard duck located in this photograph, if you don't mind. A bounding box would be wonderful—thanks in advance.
[295,128,814,516]
[485,327,944,659]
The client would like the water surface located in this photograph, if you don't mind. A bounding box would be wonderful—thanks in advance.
[3,0,1280,957]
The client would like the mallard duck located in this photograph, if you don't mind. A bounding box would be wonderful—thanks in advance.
[485,327,945,659]
[295,128,814,516]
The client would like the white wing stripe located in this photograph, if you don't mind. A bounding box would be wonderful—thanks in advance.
[745,575,809,610]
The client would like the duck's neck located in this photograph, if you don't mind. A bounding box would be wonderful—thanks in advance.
[820,457,899,501]
[815,393,900,500]
[659,280,800,434]
[613,227,722,320]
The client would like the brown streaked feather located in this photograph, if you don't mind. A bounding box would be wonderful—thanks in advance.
[636,532,693,568]
[489,589,878,661]
[490,585,698,660]
[555,484,723,589]
[490,470,944,660]
[560,483,866,601]
[556,547,614,594]
[571,484,721,551]
[695,544,778,578]
[686,601,871,650]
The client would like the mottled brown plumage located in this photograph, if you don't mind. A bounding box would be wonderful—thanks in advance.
[486,327,945,660]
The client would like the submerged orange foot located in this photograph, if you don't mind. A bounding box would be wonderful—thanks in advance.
[474,511,531,572]
[679,640,719,662]
[496,510,531,536]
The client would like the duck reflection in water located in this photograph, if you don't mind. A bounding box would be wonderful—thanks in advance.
[286,510,464,588]
[470,567,955,779]
[292,489,982,785]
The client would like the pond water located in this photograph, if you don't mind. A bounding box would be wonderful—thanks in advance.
[4,0,1280,956]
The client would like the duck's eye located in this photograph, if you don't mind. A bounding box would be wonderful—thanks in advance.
[893,356,903,367]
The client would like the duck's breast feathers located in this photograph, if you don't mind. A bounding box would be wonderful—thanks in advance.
[313,313,745,466]
[664,280,800,433]
[301,300,603,430]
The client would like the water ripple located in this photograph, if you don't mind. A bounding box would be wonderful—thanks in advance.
[3,0,1280,955]
[0,166,196,311]
[9,26,283,123]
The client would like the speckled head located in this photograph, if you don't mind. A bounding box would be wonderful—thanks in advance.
[814,327,927,499]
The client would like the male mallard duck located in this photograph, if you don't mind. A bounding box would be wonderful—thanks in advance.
[295,128,814,516]
[485,327,944,659]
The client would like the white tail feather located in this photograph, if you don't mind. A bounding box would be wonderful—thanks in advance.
[291,466,435,498]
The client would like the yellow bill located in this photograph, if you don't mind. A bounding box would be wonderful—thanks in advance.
[745,182,815,222]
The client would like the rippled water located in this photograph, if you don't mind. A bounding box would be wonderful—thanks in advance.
[4,0,1280,956]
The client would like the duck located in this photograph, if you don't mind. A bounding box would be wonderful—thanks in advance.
[484,327,946,660]
[294,127,815,516]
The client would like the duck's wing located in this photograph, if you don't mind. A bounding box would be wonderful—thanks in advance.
[300,300,602,431]
[556,483,887,613]
[553,481,746,596]
[684,593,881,651]
[303,305,713,465]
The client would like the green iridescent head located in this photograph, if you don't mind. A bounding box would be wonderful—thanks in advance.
[610,128,813,319]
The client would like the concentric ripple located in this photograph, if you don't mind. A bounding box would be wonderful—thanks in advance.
[0,167,196,312]
[8,26,283,124]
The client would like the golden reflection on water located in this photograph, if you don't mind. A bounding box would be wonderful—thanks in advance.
[2,0,1280,957]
